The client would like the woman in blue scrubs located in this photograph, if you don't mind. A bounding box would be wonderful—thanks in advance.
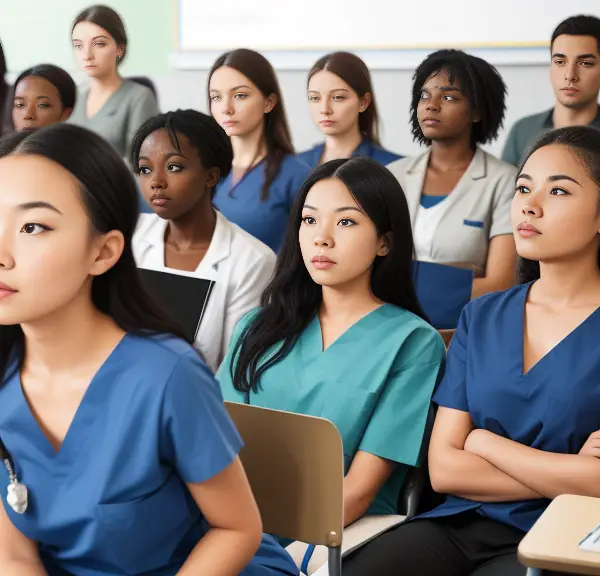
[341,126,600,575]
[0,124,297,576]
[209,49,311,252]
[218,157,445,572]
[299,52,401,168]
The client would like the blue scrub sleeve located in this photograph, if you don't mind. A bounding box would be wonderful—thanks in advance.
[433,303,471,411]
[161,351,243,483]
[359,327,445,466]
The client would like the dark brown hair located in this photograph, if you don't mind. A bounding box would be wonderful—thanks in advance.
[72,5,128,65]
[308,52,380,145]
[208,49,294,201]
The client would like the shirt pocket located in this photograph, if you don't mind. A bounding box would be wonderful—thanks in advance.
[96,473,197,575]
[320,382,377,466]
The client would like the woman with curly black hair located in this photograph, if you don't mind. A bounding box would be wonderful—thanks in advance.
[387,49,517,299]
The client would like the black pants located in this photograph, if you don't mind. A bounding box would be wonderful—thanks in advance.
[342,511,568,576]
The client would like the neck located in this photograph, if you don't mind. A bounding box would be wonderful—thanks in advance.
[553,99,599,128]
[535,247,600,307]
[89,71,122,95]
[429,137,475,170]
[166,201,217,249]
[231,126,267,168]
[322,127,363,160]
[319,273,382,321]
[21,286,122,375]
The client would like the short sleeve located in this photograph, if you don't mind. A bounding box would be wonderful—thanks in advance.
[433,303,471,412]
[359,327,445,466]
[489,164,517,239]
[161,351,243,483]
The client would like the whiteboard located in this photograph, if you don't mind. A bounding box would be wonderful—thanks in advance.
[171,0,600,69]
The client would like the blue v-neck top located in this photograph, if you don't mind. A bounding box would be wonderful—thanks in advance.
[420,282,600,532]
[0,334,298,576]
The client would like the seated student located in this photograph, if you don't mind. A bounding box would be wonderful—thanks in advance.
[218,157,445,569]
[209,49,311,252]
[299,52,401,168]
[131,109,277,373]
[387,49,517,299]
[0,124,298,576]
[342,125,600,576]
[69,5,159,158]
[502,15,600,167]
[11,64,75,131]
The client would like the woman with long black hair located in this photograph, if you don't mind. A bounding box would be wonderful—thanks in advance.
[0,124,297,576]
[219,157,445,572]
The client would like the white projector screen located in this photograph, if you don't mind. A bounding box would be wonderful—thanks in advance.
[171,0,600,69]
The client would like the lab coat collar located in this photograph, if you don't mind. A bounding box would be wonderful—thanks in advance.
[405,147,487,181]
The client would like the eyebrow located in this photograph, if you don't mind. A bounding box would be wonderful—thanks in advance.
[303,204,364,213]
[209,85,251,93]
[552,52,597,60]
[308,88,350,93]
[17,201,62,214]
[72,35,109,42]
[138,151,186,161]
[517,173,582,186]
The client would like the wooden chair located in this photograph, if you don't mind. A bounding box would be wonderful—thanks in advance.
[225,402,344,576]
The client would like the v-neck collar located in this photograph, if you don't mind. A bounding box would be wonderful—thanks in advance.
[519,283,600,376]
[300,305,391,364]
[85,80,127,121]
[15,333,131,476]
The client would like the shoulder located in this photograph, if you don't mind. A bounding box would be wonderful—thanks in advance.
[297,146,320,167]
[463,283,529,323]
[370,144,403,165]
[132,213,161,250]
[482,150,518,180]
[121,80,155,100]
[226,216,277,264]
[509,110,551,134]
[386,151,425,175]
[278,154,312,179]
[378,305,446,363]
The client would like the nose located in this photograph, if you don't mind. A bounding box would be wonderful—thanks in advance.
[320,99,332,116]
[565,62,578,83]
[150,171,167,191]
[23,103,36,121]
[83,46,94,61]
[313,223,334,248]
[426,95,440,112]
[221,96,234,116]
[0,230,16,270]
[522,203,542,218]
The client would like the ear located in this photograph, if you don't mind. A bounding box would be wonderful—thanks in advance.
[205,166,221,191]
[359,92,372,114]
[88,230,125,278]
[60,107,73,122]
[472,108,481,123]
[264,93,278,114]
[376,232,392,257]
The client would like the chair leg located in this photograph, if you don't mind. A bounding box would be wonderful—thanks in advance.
[327,546,342,576]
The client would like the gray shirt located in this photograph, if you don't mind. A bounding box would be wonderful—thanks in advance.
[68,80,159,158]
[501,106,600,167]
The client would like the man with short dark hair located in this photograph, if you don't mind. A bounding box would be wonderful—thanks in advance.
[502,14,600,166]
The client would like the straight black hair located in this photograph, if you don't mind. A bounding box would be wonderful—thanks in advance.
[411,49,506,148]
[551,15,600,53]
[230,157,427,393]
[13,64,77,110]
[130,109,233,198]
[308,52,381,145]
[0,41,9,136]
[0,124,190,383]
[208,49,295,201]
[518,126,600,283]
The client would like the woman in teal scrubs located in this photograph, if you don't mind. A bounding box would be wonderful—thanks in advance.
[299,52,401,168]
[0,125,297,576]
[209,49,311,252]
[341,127,600,575]
[218,157,445,565]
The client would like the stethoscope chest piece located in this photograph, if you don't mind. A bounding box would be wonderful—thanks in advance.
[7,479,28,514]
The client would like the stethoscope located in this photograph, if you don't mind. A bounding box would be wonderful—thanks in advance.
[0,438,28,514]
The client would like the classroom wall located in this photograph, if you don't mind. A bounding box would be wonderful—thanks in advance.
[0,0,560,157]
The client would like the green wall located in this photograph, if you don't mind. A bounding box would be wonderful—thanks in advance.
[0,0,175,75]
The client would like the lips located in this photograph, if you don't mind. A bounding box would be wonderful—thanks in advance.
[562,87,579,94]
[517,222,541,237]
[320,120,335,126]
[422,117,440,125]
[150,193,170,207]
[311,255,336,270]
[0,282,17,300]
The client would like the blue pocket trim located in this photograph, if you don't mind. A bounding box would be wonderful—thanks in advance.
[463,219,484,229]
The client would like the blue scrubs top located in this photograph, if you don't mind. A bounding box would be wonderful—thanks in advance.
[213,155,311,252]
[297,140,402,169]
[0,334,298,576]
[420,283,600,533]
[218,305,445,515]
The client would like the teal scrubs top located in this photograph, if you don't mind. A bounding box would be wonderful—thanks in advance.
[0,334,298,576]
[218,304,445,515]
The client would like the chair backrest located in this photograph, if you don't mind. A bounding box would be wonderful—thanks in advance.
[438,329,455,349]
[225,402,344,547]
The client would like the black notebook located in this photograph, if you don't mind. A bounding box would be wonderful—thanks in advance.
[138,268,215,341]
